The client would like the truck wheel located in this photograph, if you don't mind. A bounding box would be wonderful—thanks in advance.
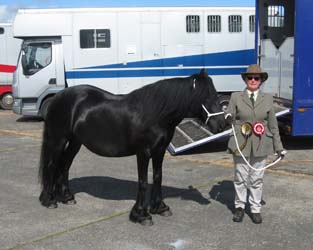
[40,98,53,120]
[218,95,230,112]
[0,92,14,110]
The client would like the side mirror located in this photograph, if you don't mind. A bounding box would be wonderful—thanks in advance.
[21,52,28,75]
[21,46,30,76]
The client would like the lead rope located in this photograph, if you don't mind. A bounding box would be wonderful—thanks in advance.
[231,123,283,171]
[202,104,284,171]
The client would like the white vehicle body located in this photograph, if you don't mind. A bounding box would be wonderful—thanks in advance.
[0,23,21,109]
[12,7,256,116]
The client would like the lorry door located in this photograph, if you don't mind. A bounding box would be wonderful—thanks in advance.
[117,12,162,93]
[291,0,313,135]
[258,0,294,100]
[141,22,162,84]
[17,38,64,98]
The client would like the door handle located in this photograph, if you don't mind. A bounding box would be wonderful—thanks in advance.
[48,78,56,85]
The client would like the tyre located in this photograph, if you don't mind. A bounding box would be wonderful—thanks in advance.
[40,97,53,120]
[0,92,14,110]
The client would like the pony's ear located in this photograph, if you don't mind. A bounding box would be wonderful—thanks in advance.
[199,68,208,78]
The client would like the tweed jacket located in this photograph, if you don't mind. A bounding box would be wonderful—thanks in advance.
[226,89,284,157]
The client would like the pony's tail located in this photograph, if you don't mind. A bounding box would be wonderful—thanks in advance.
[38,122,50,186]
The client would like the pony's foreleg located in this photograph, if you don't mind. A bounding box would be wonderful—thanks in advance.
[149,149,172,216]
[130,152,152,226]
[55,138,81,205]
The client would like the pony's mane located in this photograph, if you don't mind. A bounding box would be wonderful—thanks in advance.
[127,72,215,126]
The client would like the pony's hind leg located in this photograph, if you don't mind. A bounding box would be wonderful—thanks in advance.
[39,127,67,208]
[130,152,153,226]
[149,149,172,217]
[55,137,81,205]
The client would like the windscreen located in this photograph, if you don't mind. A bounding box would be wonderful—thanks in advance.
[21,42,52,75]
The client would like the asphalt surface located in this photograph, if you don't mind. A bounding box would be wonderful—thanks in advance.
[0,110,312,250]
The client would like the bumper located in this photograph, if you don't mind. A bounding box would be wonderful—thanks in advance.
[12,98,39,116]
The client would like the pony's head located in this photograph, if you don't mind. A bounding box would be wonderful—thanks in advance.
[192,69,227,134]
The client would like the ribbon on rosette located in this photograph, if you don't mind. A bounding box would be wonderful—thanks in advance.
[252,122,265,150]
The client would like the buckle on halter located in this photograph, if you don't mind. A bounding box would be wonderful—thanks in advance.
[201,105,224,125]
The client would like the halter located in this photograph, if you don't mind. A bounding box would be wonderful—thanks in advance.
[193,78,224,124]
[201,104,224,125]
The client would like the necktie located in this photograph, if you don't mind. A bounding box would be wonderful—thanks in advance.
[250,93,255,106]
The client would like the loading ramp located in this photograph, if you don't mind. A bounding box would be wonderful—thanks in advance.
[168,102,291,155]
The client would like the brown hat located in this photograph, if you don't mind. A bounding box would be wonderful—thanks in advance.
[241,64,268,82]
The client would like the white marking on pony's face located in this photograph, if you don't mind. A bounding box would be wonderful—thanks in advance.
[167,239,190,250]
[193,79,196,89]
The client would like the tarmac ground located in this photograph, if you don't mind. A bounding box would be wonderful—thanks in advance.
[0,110,312,250]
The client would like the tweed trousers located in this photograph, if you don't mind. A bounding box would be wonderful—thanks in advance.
[233,154,266,213]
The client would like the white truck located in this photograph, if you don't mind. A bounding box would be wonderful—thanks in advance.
[0,23,21,109]
[12,7,256,117]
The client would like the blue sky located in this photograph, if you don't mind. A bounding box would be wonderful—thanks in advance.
[0,0,255,22]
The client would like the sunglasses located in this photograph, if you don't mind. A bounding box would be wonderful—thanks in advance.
[246,76,261,81]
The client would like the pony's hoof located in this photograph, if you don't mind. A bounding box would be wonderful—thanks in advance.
[140,219,154,226]
[160,209,172,217]
[62,199,77,205]
[47,203,58,209]
[129,209,153,226]
[150,203,172,216]
[39,192,57,209]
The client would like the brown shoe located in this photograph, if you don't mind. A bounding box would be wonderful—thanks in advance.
[251,213,262,224]
[233,208,244,222]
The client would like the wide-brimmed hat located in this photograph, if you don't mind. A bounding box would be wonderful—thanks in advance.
[241,64,268,82]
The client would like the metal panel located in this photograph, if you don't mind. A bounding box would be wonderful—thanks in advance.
[292,0,313,135]
[168,105,290,155]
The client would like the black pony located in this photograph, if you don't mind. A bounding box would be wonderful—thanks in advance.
[39,69,226,225]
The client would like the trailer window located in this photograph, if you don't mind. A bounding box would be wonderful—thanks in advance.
[80,29,111,49]
[268,5,285,27]
[249,15,255,32]
[208,15,221,32]
[186,15,200,33]
[0,27,4,34]
[21,42,52,76]
[228,15,242,32]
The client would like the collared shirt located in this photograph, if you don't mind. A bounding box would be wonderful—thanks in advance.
[246,89,259,103]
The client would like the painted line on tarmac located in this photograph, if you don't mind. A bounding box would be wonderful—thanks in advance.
[0,144,41,153]
[0,129,42,139]
[0,111,14,116]
[6,210,130,250]
[5,175,230,250]
[166,154,313,179]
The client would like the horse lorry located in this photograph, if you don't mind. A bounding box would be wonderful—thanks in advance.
[0,23,21,109]
[256,0,313,137]
[12,6,256,118]
[169,0,313,153]
[13,4,311,154]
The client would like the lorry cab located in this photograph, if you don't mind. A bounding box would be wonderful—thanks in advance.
[13,38,65,116]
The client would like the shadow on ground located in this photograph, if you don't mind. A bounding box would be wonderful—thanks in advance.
[70,176,210,205]
[209,180,235,213]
